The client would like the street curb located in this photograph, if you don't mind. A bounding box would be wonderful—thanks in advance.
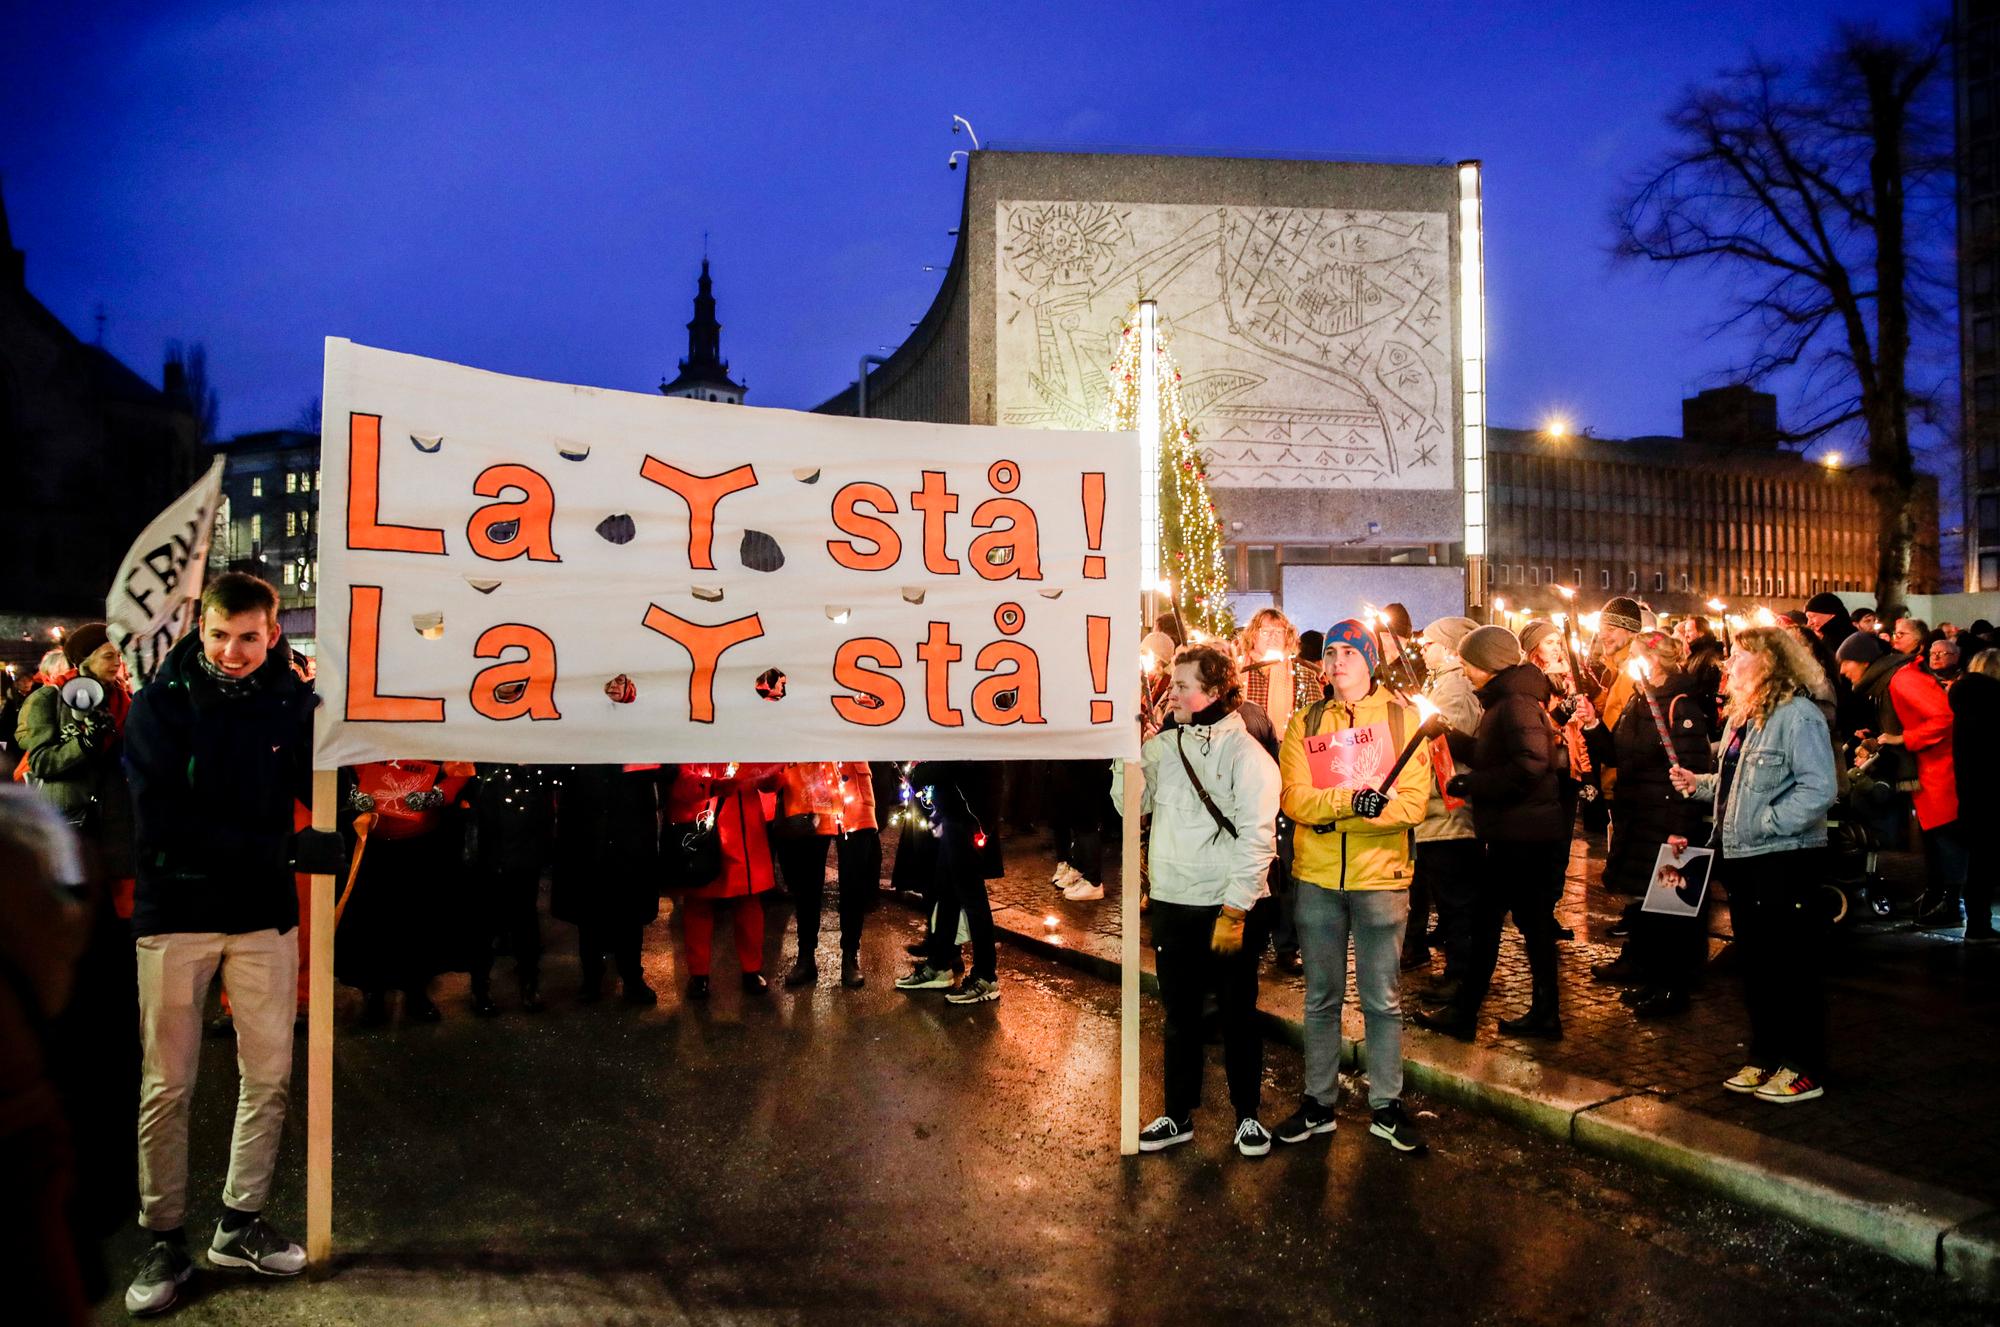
[941,895,2000,1301]
[1571,1095,1993,1273]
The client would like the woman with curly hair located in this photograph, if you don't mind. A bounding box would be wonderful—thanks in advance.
[1671,627,1838,1104]
[1116,644,1281,1157]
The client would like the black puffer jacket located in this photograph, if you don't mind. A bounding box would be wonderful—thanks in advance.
[1446,663,1566,843]
[123,633,315,937]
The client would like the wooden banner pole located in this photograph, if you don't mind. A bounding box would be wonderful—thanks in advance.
[306,767,337,1268]
[1119,759,1143,1155]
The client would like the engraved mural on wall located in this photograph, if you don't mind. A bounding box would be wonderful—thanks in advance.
[995,201,1454,490]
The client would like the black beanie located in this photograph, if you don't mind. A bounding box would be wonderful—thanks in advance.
[1805,592,1848,617]
[1835,631,1889,666]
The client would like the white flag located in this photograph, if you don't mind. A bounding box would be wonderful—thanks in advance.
[106,456,227,685]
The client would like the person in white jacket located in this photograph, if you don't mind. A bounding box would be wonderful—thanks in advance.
[1114,644,1282,1158]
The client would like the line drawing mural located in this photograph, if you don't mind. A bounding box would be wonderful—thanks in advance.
[995,202,1453,489]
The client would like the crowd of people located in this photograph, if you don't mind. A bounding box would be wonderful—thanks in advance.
[4,568,1997,1321]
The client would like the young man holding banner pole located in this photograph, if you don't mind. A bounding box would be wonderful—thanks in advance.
[120,573,338,1315]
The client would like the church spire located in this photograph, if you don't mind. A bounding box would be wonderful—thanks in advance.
[686,258,724,374]
[660,256,746,403]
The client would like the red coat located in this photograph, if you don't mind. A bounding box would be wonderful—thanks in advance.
[1889,666,1958,830]
[667,764,782,899]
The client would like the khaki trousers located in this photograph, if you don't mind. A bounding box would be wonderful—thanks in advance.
[135,928,297,1232]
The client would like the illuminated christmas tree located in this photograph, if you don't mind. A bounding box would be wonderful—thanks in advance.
[1105,309,1235,637]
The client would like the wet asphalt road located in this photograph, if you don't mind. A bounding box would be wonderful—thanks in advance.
[92,898,1992,1326]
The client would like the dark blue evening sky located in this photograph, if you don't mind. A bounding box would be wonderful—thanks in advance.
[2,0,1937,450]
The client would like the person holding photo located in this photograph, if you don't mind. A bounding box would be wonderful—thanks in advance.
[1117,644,1281,1157]
[1671,627,1838,1104]
[1581,630,1715,1017]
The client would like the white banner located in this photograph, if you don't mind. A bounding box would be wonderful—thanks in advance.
[314,341,1142,766]
[106,455,226,684]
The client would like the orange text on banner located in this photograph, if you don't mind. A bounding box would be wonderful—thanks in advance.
[640,606,766,723]
[345,585,446,722]
[347,414,447,555]
[467,465,560,563]
[639,460,758,571]
[470,624,562,720]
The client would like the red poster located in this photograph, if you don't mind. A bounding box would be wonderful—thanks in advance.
[1304,721,1392,790]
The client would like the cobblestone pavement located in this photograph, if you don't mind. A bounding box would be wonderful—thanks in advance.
[920,814,2000,1207]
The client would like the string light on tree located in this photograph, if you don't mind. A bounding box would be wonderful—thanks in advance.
[1105,306,1235,638]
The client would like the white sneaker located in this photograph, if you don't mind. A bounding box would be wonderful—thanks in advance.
[1062,879,1104,901]
[208,1214,305,1275]
[124,1239,193,1315]
[1051,862,1083,890]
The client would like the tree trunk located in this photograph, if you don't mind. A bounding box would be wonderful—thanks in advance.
[1864,47,1917,612]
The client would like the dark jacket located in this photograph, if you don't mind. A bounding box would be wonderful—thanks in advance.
[15,682,136,877]
[551,765,665,928]
[1446,663,1566,843]
[1949,672,2000,815]
[1849,651,1916,783]
[1584,670,1715,891]
[124,633,315,937]
[467,764,556,875]
[915,760,1005,880]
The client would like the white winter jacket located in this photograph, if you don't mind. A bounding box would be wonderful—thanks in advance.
[1110,708,1280,913]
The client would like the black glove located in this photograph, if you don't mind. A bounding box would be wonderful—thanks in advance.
[1445,773,1470,799]
[1350,787,1388,819]
[292,828,348,876]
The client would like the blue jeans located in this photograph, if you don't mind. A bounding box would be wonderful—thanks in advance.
[1295,883,1409,1109]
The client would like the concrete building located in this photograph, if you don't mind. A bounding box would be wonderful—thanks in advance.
[1959,0,2000,591]
[0,182,201,662]
[1480,395,1940,619]
[210,427,322,649]
[818,148,1485,633]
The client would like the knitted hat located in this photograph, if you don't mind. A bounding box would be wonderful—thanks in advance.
[1517,618,1560,658]
[1460,625,1525,674]
[1835,631,1890,666]
[61,622,110,669]
[1805,592,1847,616]
[1324,618,1380,673]
[1600,597,1643,633]
[1420,616,1480,654]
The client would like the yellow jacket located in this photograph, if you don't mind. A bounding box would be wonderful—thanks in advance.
[1279,687,1431,892]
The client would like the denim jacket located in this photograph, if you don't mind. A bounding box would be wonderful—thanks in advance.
[1691,695,1836,859]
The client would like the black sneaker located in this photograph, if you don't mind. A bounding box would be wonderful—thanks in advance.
[1138,1115,1192,1152]
[1274,1096,1337,1144]
[208,1214,306,1275]
[124,1239,193,1315]
[1369,1101,1428,1155]
[1234,1117,1273,1157]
